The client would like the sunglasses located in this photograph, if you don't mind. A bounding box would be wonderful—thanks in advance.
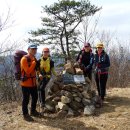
[85,46,90,48]
[43,51,49,53]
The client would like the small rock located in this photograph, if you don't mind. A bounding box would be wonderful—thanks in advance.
[58,102,69,111]
[55,105,60,112]
[64,91,73,99]
[69,84,78,89]
[75,68,83,75]
[82,98,91,106]
[74,97,81,102]
[60,90,72,97]
[57,110,68,118]
[53,96,61,102]
[45,100,56,112]
[71,88,79,93]
[76,84,83,88]
[67,108,74,116]
[64,62,75,74]
[84,105,95,116]
[72,93,79,97]
[88,90,96,98]
[82,91,91,99]
[91,90,96,97]
[45,95,55,102]
[85,77,91,84]
[61,96,71,104]
[56,75,63,82]
[45,104,55,112]
[51,84,60,92]
[76,92,83,98]
[69,101,83,111]
[62,85,71,91]
[83,85,90,92]
[91,95,100,105]
[73,62,79,68]
[78,88,84,92]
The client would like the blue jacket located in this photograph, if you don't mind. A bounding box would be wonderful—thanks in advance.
[94,51,110,74]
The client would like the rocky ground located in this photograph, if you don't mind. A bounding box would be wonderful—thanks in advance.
[0,87,130,130]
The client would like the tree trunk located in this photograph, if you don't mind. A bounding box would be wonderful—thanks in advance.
[64,26,70,59]
[60,33,67,61]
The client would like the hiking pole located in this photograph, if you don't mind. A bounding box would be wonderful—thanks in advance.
[38,89,41,114]
[39,80,45,112]
[98,69,103,107]
[37,78,43,115]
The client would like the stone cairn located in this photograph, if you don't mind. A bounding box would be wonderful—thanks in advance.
[44,61,98,117]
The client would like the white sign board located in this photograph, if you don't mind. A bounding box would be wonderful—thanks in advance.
[74,75,85,83]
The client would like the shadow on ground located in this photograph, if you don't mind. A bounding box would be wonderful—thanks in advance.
[34,95,130,130]
[95,95,130,116]
[36,116,99,130]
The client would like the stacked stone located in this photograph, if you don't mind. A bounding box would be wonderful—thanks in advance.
[44,62,98,117]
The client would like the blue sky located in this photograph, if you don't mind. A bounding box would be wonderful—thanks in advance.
[0,0,130,49]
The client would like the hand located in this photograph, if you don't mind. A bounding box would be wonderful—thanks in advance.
[86,65,90,70]
[32,61,36,65]
[34,57,37,62]
[80,64,85,70]
[39,74,43,80]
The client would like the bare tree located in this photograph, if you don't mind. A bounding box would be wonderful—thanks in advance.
[0,5,15,32]
[77,13,101,49]
[0,5,23,102]
[96,31,130,88]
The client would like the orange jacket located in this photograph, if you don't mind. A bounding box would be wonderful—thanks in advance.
[20,55,37,87]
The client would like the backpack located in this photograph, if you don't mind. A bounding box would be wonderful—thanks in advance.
[94,52,107,63]
[14,50,30,80]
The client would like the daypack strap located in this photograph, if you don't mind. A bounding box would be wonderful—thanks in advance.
[78,50,93,64]
[21,55,36,82]
[39,57,52,75]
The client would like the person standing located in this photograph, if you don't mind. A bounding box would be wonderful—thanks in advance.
[20,44,39,121]
[76,42,94,80]
[94,43,110,107]
[36,47,57,110]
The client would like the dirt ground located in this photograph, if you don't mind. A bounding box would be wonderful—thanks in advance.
[0,87,130,130]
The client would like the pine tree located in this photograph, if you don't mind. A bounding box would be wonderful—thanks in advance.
[29,0,100,59]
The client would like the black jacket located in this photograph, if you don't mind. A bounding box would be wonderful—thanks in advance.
[76,50,94,71]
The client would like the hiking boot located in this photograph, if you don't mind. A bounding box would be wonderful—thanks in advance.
[23,114,34,122]
[95,97,103,108]
[30,110,41,117]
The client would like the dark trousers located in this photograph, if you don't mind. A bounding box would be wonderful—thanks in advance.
[95,73,108,100]
[84,70,92,81]
[38,77,50,106]
[22,87,38,115]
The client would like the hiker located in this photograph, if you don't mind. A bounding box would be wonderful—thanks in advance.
[94,43,110,107]
[36,47,57,110]
[20,44,39,121]
[76,42,94,80]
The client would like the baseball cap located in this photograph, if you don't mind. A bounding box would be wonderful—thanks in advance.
[28,44,37,49]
